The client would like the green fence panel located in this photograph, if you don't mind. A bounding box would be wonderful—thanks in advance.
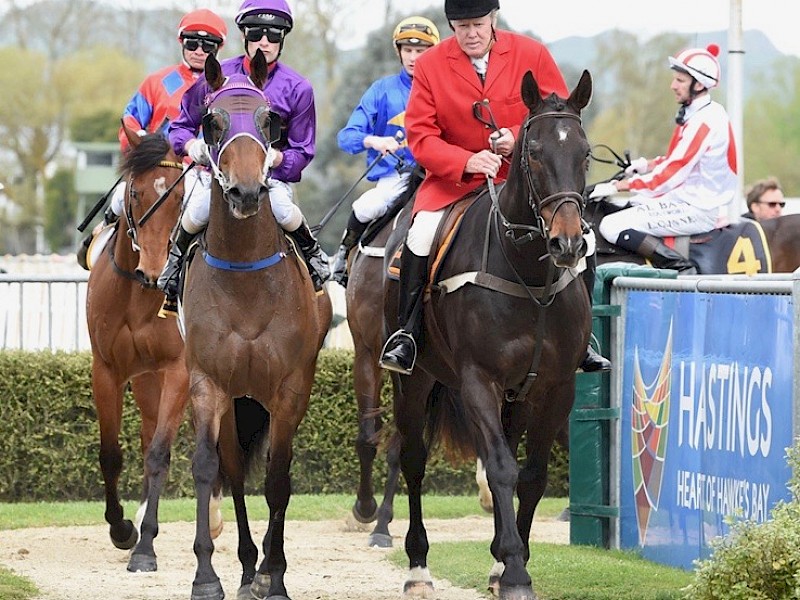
[569,262,677,547]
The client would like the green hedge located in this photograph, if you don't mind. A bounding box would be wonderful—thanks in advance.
[0,349,567,502]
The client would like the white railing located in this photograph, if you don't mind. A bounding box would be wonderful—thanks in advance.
[0,255,353,352]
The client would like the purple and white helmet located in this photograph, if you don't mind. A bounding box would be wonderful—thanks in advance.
[235,0,293,32]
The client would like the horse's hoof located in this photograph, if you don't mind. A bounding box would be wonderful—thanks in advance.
[236,584,254,600]
[499,585,537,600]
[250,572,271,599]
[488,577,500,597]
[127,552,157,573]
[403,580,435,599]
[352,500,378,524]
[191,580,224,600]
[367,532,393,548]
[110,520,138,550]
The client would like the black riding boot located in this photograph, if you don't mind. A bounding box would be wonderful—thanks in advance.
[77,206,119,270]
[157,225,196,301]
[379,246,428,375]
[577,253,612,373]
[330,212,369,288]
[288,220,331,292]
[616,229,697,274]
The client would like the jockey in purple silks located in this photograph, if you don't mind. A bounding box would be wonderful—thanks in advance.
[159,0,330,302]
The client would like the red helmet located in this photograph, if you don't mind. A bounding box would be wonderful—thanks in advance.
[178,9,228,45]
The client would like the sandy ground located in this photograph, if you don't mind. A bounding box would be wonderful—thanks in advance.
[0,514,568,600]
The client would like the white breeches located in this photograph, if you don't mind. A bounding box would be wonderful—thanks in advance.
[180,168,302,234]
[599,194,722,243]
[405,209,444,257]
[352,172,410,223]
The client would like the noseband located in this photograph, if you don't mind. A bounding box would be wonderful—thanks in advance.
[490,110,585,246]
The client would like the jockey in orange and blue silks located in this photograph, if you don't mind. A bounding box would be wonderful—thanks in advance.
[329,16,440,287]
[118,9,228,152]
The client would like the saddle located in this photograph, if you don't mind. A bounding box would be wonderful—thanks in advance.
[589,200,771,275]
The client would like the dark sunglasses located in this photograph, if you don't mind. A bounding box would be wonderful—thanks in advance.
[244,26,285,43]
[399,23,434,36]
[182,38,219,53]
[757,201,786,208]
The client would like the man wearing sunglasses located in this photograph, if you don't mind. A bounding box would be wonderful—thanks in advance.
[380,0,611,375]
[331,16,440,287]
[742,177,785,222]
[163,0,330,298]
[77,9,227,270]
[594,44,737,275]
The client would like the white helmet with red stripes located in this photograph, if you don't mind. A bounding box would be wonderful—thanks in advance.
[668,44,721,90]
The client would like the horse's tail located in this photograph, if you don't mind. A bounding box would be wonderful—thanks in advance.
[234,395,270,472]
[424,383,476,464]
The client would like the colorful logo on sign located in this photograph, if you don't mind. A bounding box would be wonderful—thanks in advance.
[631,321,672,545]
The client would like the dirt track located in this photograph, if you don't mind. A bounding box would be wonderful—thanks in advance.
[0,515,568,600]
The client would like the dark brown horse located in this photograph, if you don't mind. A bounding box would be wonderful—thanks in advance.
[181,51,331,600]
[383,70,593,599]
[755,214,800,272]
[85,125,192,572]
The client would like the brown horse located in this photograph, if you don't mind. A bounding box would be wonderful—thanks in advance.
[85,125,190,572]
[383,70,593,599]
[181,51,331,600]
[756,213,800,272]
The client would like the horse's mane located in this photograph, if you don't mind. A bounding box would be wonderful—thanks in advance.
[121,134,171,177]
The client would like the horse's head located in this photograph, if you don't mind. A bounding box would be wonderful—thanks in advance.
[120,124,184,287]
[515,69,593,269]
[202,50,277,220]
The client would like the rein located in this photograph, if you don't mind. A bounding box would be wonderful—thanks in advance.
[137,160,191,228]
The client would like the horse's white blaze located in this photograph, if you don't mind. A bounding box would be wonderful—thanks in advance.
[152,176,167,197]
[209,490,224,539]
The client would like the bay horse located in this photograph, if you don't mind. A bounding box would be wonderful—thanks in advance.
[85,125,192,572]
[383,70,593,599]
[747,214,800,272]
[346,188,494,548]
[182,50,331,600]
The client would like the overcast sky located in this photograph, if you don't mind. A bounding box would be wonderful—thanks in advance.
[91,0,799,58]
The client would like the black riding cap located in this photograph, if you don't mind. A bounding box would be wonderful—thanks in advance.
[445,0,500,20]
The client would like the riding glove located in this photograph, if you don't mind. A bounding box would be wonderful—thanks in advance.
[187,139,211,166]
[624,156,649,176]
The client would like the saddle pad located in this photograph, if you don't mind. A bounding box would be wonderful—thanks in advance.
[690,220,770,275]
[86,224,116,270]
[387,190,484,282]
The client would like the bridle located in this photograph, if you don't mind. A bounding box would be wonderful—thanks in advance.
[488,109,586,247]
[125,160,184,251]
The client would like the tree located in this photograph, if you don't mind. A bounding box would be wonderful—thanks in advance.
[44,169,78,252]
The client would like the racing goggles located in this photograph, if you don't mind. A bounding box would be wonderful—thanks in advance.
[244,26,285,44]
[182,38,219,54]
[399,23,435,36]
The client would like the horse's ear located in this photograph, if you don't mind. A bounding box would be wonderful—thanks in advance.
[568,70,593,112]
[521,71,543,112]
[205,53,224,91]
[250,49,268,90]
[121,119,141,149]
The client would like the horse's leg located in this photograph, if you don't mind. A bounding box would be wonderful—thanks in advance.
[91,359,138,551]
[462,375,535,600]
[218,402,260,600]
[126,368,189,572]
[392,372,436,598]
[351,340,383,524]
[517,384,575,560]
[190,377,227,600]
[254,413,296,600]
[368,429,401,548]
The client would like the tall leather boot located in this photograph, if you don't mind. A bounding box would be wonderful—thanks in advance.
[379,246,428,375]
[77,206,119,270]
[577,252,611,373]
[330,212,369,288]
[616,229,697,273]
[157,225,196,300]
[288,220,331,292]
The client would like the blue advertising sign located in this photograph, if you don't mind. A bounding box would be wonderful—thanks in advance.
[618,290,794,569]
